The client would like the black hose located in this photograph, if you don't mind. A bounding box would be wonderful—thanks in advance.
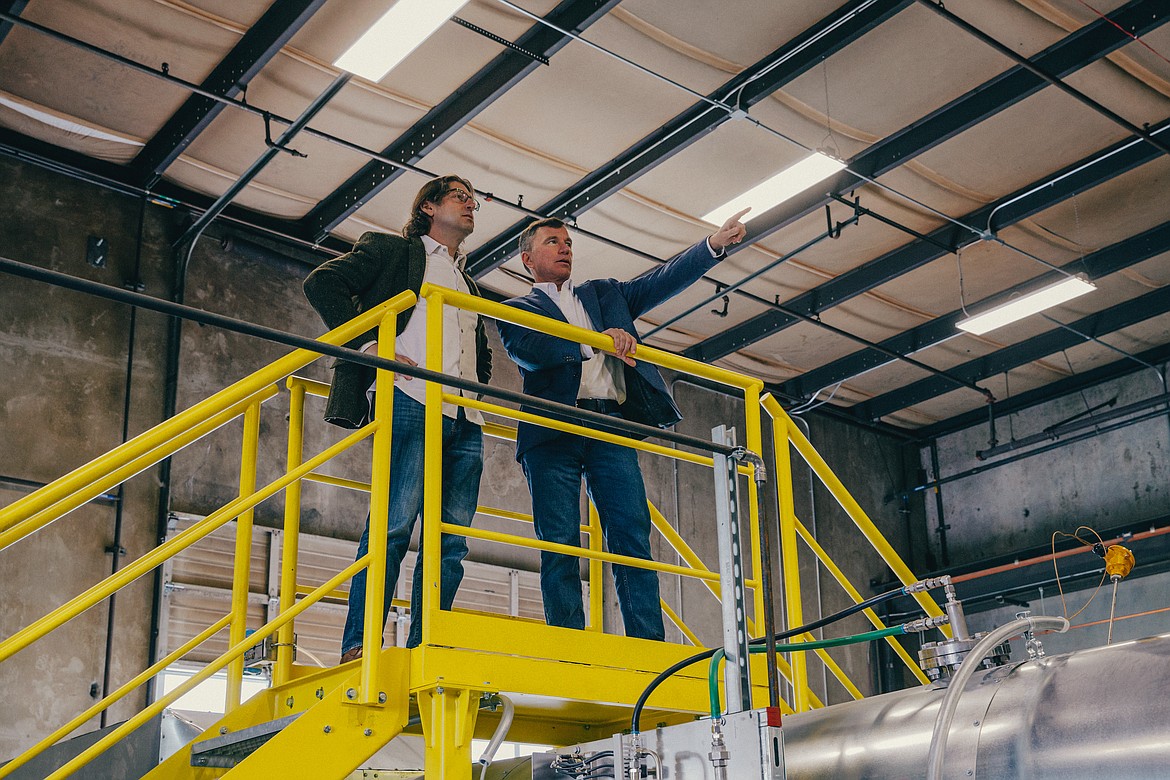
[630,584,908,733]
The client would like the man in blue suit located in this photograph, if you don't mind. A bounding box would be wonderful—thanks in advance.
[496,210,749,640]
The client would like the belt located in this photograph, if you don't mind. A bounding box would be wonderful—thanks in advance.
[575,398,620,414]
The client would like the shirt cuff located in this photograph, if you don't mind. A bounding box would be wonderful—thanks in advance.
[359,340,378,354]
[706,236,724,258]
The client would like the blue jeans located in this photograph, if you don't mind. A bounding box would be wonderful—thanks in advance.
[341,389,483,652]
[520,426,665,641]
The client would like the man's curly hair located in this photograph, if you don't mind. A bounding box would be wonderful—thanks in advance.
[402,174,474,240]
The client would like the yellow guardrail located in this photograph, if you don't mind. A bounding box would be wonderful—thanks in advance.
[0,291,417,774]
[1,277,950,774]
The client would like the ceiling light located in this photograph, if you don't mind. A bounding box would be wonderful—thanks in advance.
[334,0,470,82]
[701,152,847,226]
[956,275,1096,335]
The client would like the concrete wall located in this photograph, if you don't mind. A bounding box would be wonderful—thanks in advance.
[1,156,926,760]
[924,369,1170,567]
[0,156,169,758]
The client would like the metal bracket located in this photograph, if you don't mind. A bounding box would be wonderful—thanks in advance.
[262,112,307,158]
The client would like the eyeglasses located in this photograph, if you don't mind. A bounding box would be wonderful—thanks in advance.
[444,189,481,211]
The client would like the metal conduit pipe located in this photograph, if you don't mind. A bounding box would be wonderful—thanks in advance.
[925,614,1069,780]
[0,9,1004,400]
[477,694,516,780]
[0,254,744,460]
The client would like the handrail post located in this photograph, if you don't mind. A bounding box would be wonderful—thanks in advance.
[360,313,398,704]
[587,502,603,631]
[420,290,446,648]
[743,384,767,630]
[274,379,306,686]
[226,397,262,711]
[770,401,809,711]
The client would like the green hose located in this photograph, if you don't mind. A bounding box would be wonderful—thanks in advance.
[707,626,904,718]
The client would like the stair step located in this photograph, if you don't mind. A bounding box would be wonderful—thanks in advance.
[189,714,300,769]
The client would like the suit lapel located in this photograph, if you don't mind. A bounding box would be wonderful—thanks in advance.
[575,282,604,331]
[531,288,570,323]
[406,237,426,293]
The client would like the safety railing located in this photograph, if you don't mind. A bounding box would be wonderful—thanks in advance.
[404,284,906,712]
[0,291,418,778]
[761,393,947,710]
[0,276,949,776]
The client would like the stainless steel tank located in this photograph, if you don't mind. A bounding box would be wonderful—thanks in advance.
[780,631,1170,779]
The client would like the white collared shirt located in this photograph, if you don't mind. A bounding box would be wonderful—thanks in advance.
[532,279,626,403]
[366,234,482,424]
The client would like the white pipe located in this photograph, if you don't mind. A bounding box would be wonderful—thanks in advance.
[478,693,515,780]
[926,615,1069,780]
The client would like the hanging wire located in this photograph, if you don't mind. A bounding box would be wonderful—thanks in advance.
[1075,0,1170,65]
[1051,526,1109,621]
[956,246,971,316]
[789,381,845,415]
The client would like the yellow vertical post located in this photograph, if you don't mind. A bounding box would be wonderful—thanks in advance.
[769,399,809,711]
[226,399,262,711]
[419,685,480,780]
[361,312,398,703]
[742,383,766,627]
[587,502,603,631]
[274,381,306,686]
[421,290,445,647]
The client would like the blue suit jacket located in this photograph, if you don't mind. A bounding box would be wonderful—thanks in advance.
[497,239,722,461]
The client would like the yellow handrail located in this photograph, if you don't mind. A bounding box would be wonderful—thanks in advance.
[0,422,375,664]
[0,614,235,780]
[43,557,369,780]
[0,289,417,542]
[431,285,765,393]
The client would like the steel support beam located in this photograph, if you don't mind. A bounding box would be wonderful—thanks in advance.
[0,0,28,47]
[915,342,1170,440]
[686,114,1170,362]
[782,218,1170,400]
[465,0,914,277]
[130,0,328,186]
[852,284,1170,421]
[684,0,1170,361]
[301,0,622,242]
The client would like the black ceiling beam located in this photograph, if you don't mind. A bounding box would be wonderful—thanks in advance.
[782,218,1170,400]
[852,284,1170,422]
[129,0,328,187]
[464,0,914,278]
[0,0,28,47]
[686,112,1170,363]
[684,0,1170,362]
[301,0,622,242]
[914,341,1170,441]
[0,125,352,256]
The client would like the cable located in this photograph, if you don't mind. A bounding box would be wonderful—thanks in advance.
[1051,526,1108,621]
[706,626,904,718]
[629,583,910,734]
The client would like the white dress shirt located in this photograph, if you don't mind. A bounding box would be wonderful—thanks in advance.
[366,234,482,424]
[532,279,626,404]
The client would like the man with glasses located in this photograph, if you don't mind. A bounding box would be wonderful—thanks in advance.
[496,210,749,640]
[304,175,492,661]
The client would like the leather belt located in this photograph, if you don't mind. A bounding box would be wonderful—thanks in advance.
[575,398,620,414]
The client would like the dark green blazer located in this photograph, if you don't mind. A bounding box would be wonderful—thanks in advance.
[303,232,492,428]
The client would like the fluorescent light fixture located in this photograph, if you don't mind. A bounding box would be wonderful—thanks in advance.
[956,275,1096,335]
[701,152,847,226]
[334,0,470,82]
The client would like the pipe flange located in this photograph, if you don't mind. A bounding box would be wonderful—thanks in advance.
[919,633,1011,682]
